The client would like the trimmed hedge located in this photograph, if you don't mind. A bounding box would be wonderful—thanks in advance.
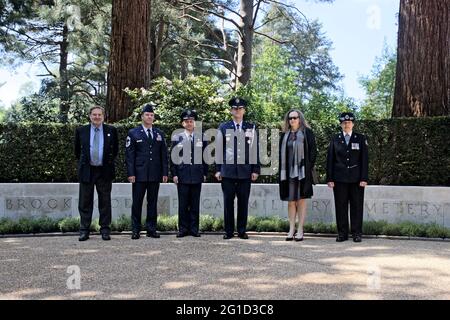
[0,117,449,185]
[1,215,449,239]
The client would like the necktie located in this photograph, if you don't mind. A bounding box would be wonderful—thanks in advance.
[345,134,350,145]
[92,128,100,164]
[236,124,240,132]
[147,129,152,140]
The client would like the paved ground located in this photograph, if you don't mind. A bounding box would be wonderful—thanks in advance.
[0,233,449,300]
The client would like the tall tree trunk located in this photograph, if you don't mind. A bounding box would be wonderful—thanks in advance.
[393,0,449,117]
[236,0,254,89]
[59,23,69,123]
[106,0,152,122]
[152,17,165,78]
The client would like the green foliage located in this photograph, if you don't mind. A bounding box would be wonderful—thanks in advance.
[111,215,132,233]
[58,217,80,233]
[0,103,6,122]
[363,220,389,236]
[304,222,337,234]
[0,116,449,186]
[199,215,215,232]
[359,45,396,120]
[212,217,224,232]
[425,224,450,239]
[246,43,301,123]
[256,5,342,96]
[156,214,178,232]
[0,0,111,122]
[124,76,229,124]
[1,216,448,239]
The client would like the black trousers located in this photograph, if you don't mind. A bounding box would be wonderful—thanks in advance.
[333,182,365,236]
[221,178,251,236]
[177,183,202,234]
[131,182,160,232]
[78,166,112,234]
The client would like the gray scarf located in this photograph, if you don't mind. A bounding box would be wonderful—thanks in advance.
[280,130,305,181]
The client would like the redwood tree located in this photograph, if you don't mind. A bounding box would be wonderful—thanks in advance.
[106,0,152,122]
[393,0,449,117]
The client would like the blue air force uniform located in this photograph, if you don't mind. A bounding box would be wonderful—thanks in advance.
[216,98,260,239]
[170,110,208,237]
[326,113,369,241]
[126,104,168,235]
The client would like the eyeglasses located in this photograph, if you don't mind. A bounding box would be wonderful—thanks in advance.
[289,117,299,121]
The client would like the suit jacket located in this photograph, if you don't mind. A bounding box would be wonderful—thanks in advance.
[125,126,169,182]
[326,131,369,183]
[74,124,119,183]
[170,132,208,184]
[215,120,261,180]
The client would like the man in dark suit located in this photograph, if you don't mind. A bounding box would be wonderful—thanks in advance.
[75,106,119,241]
[126,104,168,240]
[171,110,208,238]
[215,97,260,240]
[326,112,369,243]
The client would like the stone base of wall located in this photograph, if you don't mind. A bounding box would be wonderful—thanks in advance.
[0,184,449,227]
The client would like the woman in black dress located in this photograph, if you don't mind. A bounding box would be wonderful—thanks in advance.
[279,110,317,241]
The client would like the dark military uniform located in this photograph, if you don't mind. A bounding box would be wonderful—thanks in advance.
[126,106,168,235]
[171,110,208,237]
[326,113,369,241]
[216,98,260,239]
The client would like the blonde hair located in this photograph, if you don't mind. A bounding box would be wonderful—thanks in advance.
[282,109,310,133]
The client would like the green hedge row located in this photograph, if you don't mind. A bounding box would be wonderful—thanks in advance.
[1,215,449,239]
[0,117,449,185]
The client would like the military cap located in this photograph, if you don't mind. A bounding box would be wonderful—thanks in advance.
[339,112,356,123]
[228,97,247,109]
[142,103,155,114]
[181,109,198,121]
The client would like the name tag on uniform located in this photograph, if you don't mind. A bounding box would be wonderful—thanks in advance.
[352,143,360,150]
[137,140,143,143]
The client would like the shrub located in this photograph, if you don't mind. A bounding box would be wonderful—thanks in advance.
[363,220,389,236]
[156,214,178,232]
[199,215,215,232]
[111,215,132,232]
[425,224,450,239]
[212,217,224,232]
[1,116,449,186]
[0,216,448,239]
[58,217,80,233]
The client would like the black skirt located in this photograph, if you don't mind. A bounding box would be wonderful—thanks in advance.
[287,178,310,201]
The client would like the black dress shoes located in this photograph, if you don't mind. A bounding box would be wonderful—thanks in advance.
[101,233,111,241]
[191,232,201,237]
[78,233,89,242]
[131,232,140,240]
[223,234,234,240]
[336,235,349,242]
[238,233,249,240]
[353,235,362,243]
[176,232,188,238]
[285,236,294,241]
[147,231,160,238]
